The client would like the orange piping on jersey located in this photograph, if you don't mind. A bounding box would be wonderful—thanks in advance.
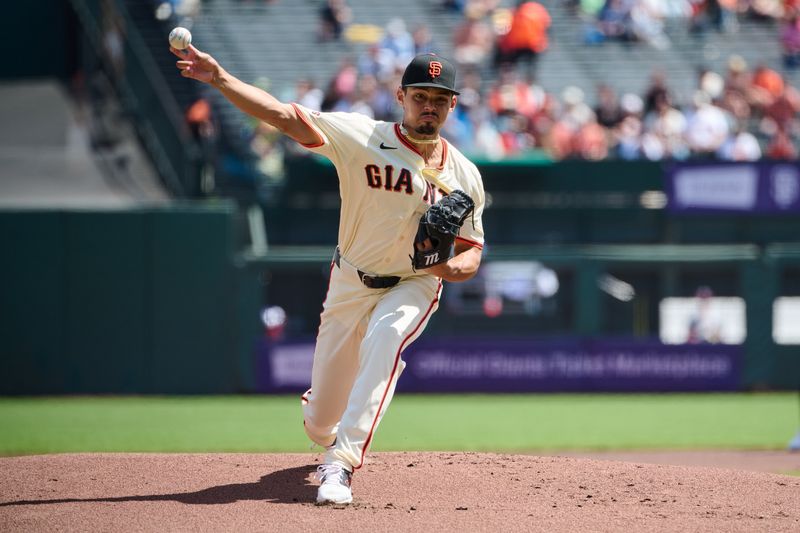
[394,123,423,156]
[456,236,483,249]
[291,103,325,148]
[437,140,449,171]
[355,280,442,470]
[393,124,449,171]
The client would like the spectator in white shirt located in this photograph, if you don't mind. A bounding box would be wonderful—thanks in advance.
[685,91,731,157]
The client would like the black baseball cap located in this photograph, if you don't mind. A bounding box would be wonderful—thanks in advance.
[401,53,460,95]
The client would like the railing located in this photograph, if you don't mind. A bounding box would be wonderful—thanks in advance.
[69,0,200,196]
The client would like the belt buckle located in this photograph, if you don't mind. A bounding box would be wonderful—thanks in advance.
[359,272,375,288]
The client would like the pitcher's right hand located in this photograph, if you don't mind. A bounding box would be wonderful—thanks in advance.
[171,45,219,85]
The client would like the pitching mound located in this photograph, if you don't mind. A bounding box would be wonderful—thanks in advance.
[1,452,798,532]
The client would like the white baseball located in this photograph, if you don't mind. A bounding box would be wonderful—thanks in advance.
[169,27,192,50]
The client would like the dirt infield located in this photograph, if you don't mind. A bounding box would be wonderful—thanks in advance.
[1,452,798,532]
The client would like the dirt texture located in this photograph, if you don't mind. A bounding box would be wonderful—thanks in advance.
[554,450,800,476]
[1,452,799,532]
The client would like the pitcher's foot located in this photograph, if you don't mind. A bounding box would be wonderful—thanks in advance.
[315,463,353,505]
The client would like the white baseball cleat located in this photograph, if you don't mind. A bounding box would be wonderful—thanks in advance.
[315,463,353,505]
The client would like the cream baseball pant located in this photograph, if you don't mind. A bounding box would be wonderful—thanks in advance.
[301,251,441,471]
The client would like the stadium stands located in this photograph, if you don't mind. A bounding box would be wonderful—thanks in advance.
[159,1,796,168]
[540,1,792,101]
[0,80,167,207]
[112,0,799,199]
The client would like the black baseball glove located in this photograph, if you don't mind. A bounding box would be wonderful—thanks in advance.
[412,190,475,270]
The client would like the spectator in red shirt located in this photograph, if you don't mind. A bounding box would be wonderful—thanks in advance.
[574,117,609,160]
[494,1,551,82]
[487,66,539,118]
[766,127,798,159]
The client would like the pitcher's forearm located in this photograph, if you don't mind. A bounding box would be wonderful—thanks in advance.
[427,246,482,282]
[212,68,295,130]
[173,44,316,144]
[439,252,480,282]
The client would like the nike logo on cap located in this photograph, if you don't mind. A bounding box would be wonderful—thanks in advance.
[380,142,397,150]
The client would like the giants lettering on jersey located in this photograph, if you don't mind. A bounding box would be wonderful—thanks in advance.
[364,165,448,205]
[421,181,446,206]
[364,165,413,194]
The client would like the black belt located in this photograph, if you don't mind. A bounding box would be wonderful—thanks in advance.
[333,247,401,289]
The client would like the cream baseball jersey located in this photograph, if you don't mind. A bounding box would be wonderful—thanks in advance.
[291,104,485,277]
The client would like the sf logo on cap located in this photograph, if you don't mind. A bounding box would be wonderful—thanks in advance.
[428,61,442,78]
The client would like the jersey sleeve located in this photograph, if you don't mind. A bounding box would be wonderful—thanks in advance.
[290,103,372,165]
[457,163,485,250]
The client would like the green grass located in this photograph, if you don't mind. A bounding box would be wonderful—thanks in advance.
[0,393,797,456]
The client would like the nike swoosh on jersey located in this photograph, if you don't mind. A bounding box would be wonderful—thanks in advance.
[379,142,397,150]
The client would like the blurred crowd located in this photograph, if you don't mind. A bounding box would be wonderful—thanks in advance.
[254,0,799,163]
[150,0,800,166]
[280,54,798,162]
[567,0,800,50]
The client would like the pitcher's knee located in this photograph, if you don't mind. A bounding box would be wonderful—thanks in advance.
[303,416,337,448]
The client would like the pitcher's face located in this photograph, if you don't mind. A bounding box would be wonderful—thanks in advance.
[398,87,457,136]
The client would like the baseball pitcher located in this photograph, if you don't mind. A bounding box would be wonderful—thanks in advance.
[172,46,485,505]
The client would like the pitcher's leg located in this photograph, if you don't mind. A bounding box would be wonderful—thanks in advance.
[326,278,441,470]
[302,312,363,447]
[302,267,374,448]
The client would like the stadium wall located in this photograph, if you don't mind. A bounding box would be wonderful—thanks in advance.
[0,204,260,394]
[248,244,800,392]
[273,157,800,245]
[2,159,800,393]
